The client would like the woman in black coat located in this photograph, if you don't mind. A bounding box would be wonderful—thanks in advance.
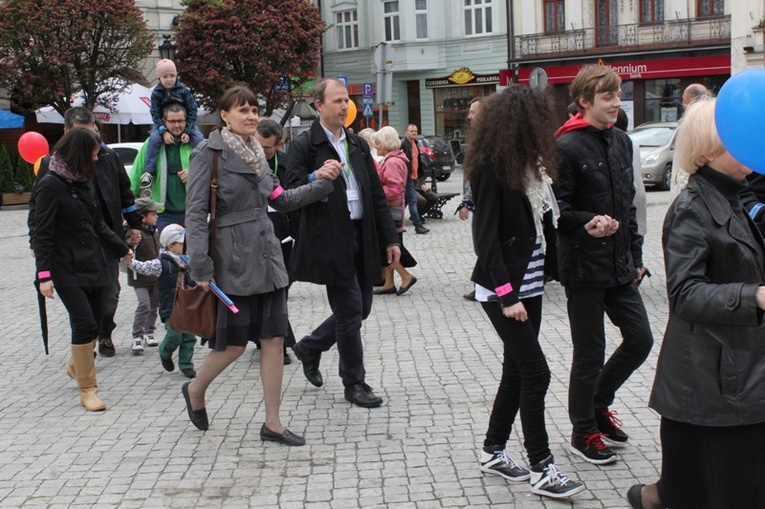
[628,98,765,509]
[30,128,132,411]
[465,86,583,500]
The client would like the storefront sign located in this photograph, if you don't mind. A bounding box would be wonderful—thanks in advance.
[426,68,500,89]
[503,55,730,86]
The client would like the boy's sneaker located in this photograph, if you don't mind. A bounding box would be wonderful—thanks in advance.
[98,337,116,357]
[139,173,153,198]
[131,337,145,353]
[182,368,197,379]
[530,455,585,499]
[596,409,629,447]
[479,447,531,481]
[570,432,618,465]
[144,334,159,347]
[160,357,174,372]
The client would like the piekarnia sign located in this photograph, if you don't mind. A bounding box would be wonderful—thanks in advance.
[426,68,500,88]
[505,55,730,85]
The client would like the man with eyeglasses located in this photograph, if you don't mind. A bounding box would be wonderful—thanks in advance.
[129,103,196,230]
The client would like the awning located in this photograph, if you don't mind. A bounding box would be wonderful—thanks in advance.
[0,109,24,129]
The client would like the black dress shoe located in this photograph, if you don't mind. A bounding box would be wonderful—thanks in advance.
[415,225,430,234]
[373,286,397,295]
[283,350,292,365]
[260,424,306,446]
[396,276,417,296]
[293,341,323,387]
[344,382,383,408]
[181,381,208,430]
[463,290,476,302]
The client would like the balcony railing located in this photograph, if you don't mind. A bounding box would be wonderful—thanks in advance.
[514,15,730,58]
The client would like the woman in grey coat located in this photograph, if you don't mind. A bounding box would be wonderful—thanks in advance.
[182,86,340,444]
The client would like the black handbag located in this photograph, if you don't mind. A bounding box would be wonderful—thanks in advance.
[168,152,220,338]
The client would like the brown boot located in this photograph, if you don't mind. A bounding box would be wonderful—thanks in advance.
[71,341,106,411]
[66,357,76,379]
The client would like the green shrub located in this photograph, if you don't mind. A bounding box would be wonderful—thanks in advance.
[0,146,15,193]
[13,154,34,192]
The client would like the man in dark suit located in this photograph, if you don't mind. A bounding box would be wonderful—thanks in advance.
[285,78,400,408]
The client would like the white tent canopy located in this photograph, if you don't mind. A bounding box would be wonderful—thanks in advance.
[35,81,218,141]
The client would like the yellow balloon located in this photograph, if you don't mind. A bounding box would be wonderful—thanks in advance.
[33,156,43,175]
[345,101,357,127]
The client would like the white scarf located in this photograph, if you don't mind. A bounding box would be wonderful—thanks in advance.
[526,165,559,254]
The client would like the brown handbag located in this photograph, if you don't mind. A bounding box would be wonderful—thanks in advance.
[168,152,219,339]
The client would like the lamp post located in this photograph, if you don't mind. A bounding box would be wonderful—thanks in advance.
[158,35,176,60]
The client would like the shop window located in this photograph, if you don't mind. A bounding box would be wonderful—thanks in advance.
[433,85,494,146]
[464,0,493,36]
[640,0,665,23]
[384,1,400,42]
[644,79,681,123]
[544,0,565,33]
[416,0,428,40]
[697,0,724,17]
[335,9,359,50]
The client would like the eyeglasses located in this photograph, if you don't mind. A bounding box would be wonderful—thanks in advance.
[165,119,186,124]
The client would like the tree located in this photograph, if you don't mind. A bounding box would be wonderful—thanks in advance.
[0,0,155,116]
[0,146,14,193]
[176,0,325,115]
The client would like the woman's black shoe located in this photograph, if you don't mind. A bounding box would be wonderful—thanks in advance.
[627,484,644,509]
[260,424,306,446]
[181,382,209,431]
[396,277,418,296]
[373,286,397,295]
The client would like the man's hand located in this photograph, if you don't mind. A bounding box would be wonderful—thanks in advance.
[757,286,765,310]
[40,280,55,299]
[502,301,527,321]
[122,249,134,265]
[315,160,343,181]
[636,266,647,283]
[162,131,175,145]
[180,133,190,144]
[421,183,430,192]
[178,169,188,184]
[585,215,620,238]
[386,245,401,267]
[458,207,470,221]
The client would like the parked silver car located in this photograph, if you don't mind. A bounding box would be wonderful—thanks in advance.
[628,122,678,191]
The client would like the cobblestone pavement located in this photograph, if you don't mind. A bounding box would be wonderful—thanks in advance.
[0,171,675,508]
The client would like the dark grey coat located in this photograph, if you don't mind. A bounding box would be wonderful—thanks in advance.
[650,167,765,426]
[185,130,333,296]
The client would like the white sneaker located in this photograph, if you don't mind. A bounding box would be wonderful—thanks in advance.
[529,456,585,499]
[479,448,530,481]
[131,337,145,353]
[144,334,158,347]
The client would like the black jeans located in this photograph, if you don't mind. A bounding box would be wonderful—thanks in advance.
[481,296,551,465]
[299,223,373,387]
[566,282,653,434]
[57,286,105,345]
[97,257,119,340]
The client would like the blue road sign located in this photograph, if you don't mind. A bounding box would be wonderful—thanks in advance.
[362,82,373,99]
[336,75,348,87]
[362,103,374,118]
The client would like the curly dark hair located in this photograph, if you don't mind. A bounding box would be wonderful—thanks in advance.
[464,85,557,191]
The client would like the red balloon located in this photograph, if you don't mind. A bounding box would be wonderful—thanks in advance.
[18,132,49,164]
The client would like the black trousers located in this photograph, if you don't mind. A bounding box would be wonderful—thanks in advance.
[300,223,373,387]
[481,296,551,465]
[658,417,765,509]
[566,282,653,434]
[57,286,105,345]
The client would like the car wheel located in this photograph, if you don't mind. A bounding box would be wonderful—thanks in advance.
[436,173,450,182]
[657,164,672,191]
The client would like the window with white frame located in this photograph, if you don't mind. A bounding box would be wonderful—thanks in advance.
[416,0,428,39]
[464,0,493,36]
[383,1,400,42]
[335,9,359,50]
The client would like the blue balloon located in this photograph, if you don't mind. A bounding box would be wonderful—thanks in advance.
[715,69,765,175]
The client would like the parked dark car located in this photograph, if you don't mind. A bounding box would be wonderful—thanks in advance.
[401,135,456,181]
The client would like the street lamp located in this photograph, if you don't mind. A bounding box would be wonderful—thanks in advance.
[158,35,176,60]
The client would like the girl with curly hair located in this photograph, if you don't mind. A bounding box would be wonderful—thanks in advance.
[466,85,584,499]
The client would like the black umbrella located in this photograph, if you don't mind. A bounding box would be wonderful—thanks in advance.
[34,279,49,355]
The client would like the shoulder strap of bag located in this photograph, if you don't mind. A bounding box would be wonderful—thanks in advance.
[209,151,219,259]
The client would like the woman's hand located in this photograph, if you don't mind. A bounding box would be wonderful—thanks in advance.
[502,301,528,321]
[196,280,214,292]
[40,280,55,299]
[757,286,765,310]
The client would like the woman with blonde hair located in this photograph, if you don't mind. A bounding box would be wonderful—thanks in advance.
[628,97,765,508]
[372,126,417,295]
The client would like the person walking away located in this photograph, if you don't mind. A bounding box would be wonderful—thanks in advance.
[127,223,197,378]
[30,128,133,411]
[285,78,400,408]
[400,124,430,234]
[554,65,653,465]
[467,85,584,499]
